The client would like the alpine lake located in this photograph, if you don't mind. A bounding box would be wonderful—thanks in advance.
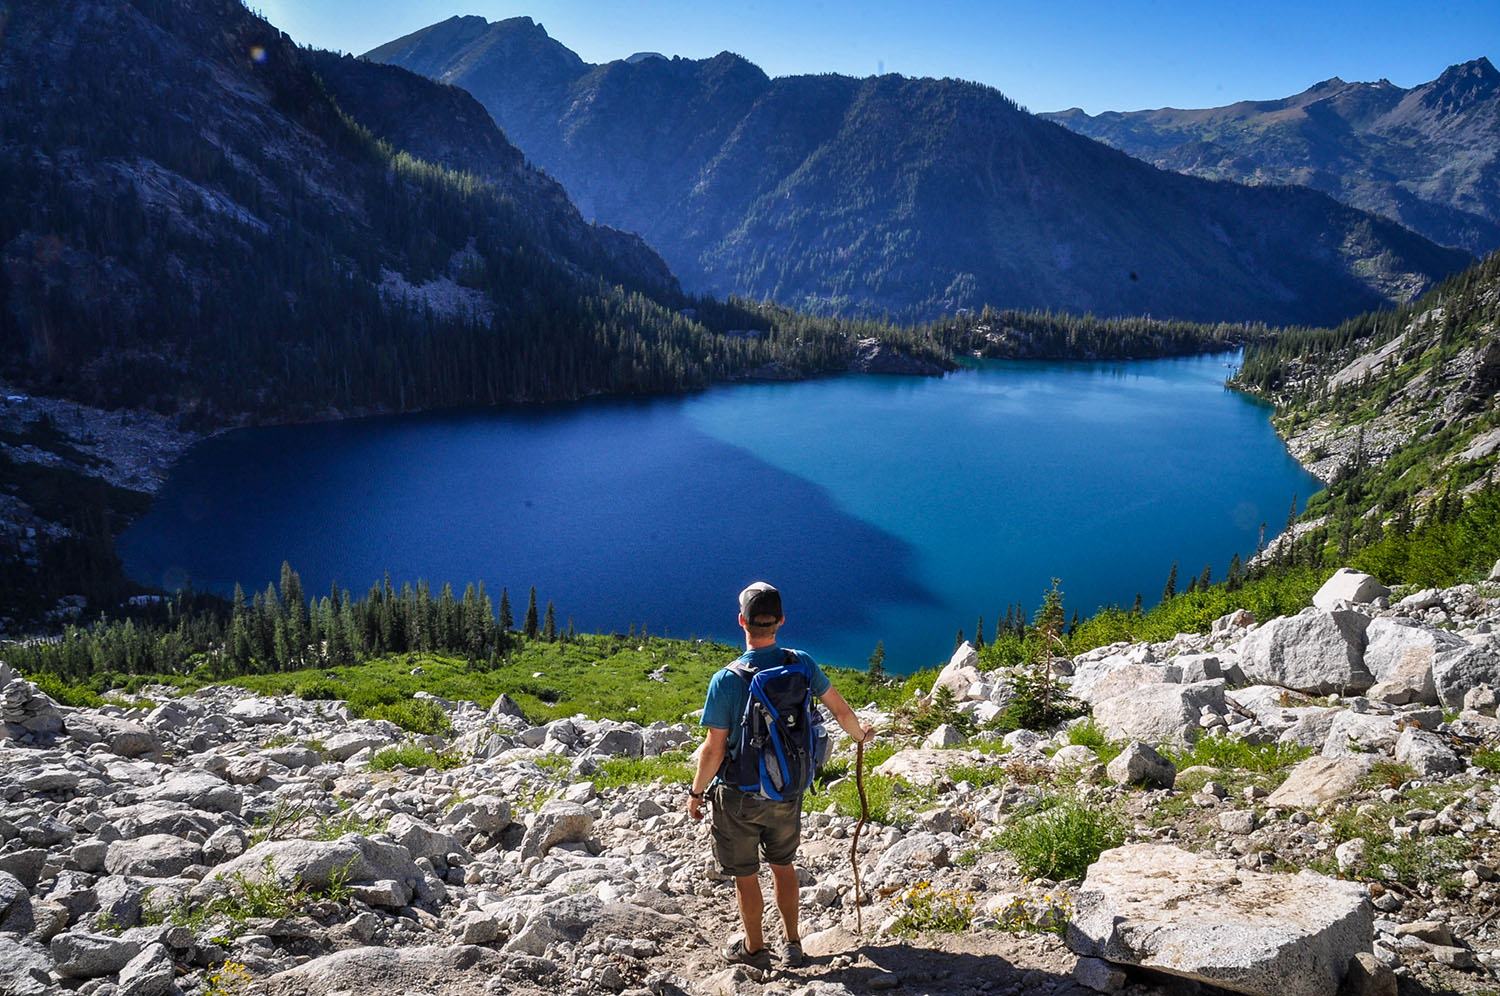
[120,353,1322,673]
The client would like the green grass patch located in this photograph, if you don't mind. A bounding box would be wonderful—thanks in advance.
[368,745,463,772]
[591,751,694,790]
[218,636,905,729]
[1474,748,1500,774]
[1164,738,1312,775]
[995,797,1124,880]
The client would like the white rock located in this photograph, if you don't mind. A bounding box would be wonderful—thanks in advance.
[519,801,595,860]
[117,942,174,996]
[104,834,202,878]
[1363,619,1460,705]
[1105,742,1176,788]
[1068,844,1372,996]
[386,814,466,862]
[202,835,418,891]
[1393,728,1462,776]
[1431,642,1500,709]
[922,723,966,749]
[1265,756,1372,809]
[1321,712,1401,758]
[1312,569,1390,610]
[1236,608,1372,695]
[1091,681,1226,744]
[931,643,980,700]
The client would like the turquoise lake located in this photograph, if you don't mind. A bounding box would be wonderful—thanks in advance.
[119,354,1322,673]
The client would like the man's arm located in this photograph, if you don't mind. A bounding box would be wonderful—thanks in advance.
[687,726,728,821]
[819,686,875,743]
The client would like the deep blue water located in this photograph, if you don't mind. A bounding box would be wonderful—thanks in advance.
[119,354,1321,673]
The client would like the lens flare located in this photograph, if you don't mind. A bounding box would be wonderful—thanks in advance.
[249,45,267,64]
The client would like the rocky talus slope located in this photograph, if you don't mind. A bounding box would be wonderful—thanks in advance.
[4,566,1500,996]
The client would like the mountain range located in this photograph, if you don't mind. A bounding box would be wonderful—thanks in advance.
[2,0,861,423]
[366,15,1471,326]
[1044,58,1500,256]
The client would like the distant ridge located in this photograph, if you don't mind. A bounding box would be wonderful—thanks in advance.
[365,17,1471,326]
[1044,58,1500,255]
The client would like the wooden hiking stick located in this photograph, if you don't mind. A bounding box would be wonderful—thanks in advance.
[850,737,869,935]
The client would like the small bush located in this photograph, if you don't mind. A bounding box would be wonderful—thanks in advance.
[1472,747,1500,774]
[996,798,1124,880]
[1067,718,1123,765]
[358,698,452,735]
[368,745,462,772]
[293,677,343,701]
[1363,760,1418,790]
[890,881,974,936]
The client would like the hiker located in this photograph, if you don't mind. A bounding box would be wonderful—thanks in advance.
[687,581,876,967]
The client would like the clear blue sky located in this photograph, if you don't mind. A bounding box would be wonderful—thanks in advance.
[258,0,1499,113]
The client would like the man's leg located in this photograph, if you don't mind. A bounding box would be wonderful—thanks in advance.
[769,862,800,943]
[734,874,766,953]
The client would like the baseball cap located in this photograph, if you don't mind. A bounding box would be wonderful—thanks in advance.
[738,581,784,625]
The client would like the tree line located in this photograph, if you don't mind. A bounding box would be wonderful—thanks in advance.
[3,563,573,683]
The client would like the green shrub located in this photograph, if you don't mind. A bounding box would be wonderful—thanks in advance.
[1363,760,1418,790]
[293,677,343,701]
[358,698,452,735]
[996,798,1124,880]
[1472,747,1500,774]
[368,745,462,772]
[1066,718,1123,765]
[27,672,104,708]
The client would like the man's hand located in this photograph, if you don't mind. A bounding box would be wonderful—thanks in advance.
[856,721,876,744]
[687,791,706,822]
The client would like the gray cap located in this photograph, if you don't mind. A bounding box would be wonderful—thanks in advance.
[738,581,783,625]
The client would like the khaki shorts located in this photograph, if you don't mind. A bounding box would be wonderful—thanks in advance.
[710,784,801,877]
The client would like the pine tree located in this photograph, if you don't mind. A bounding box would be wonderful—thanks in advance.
[1162,561,1178,601]
[1132,592,1143,615]
[498,587,513,632]
[542,601,557,641]
[524,587,539,639]
[1198,564,1212,589]
[954,628,965,650]
[974,616,985,649]
[868,640,886,681]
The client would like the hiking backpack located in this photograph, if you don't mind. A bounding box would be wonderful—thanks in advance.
[719,649,833,801]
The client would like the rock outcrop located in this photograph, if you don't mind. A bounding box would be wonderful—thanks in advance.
[1069,844,1373,996]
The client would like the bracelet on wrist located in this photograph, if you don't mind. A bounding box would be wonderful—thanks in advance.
[689,789,705,800]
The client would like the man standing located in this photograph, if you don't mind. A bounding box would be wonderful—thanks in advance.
[687,581,876,967]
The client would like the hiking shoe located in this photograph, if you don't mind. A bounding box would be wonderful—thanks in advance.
[722,937,770,966]
[780,941,807,968]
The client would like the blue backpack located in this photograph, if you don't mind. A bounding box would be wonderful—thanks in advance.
[719,649,833,801]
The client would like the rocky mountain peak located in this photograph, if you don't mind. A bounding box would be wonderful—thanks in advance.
[1415,56,1499,111]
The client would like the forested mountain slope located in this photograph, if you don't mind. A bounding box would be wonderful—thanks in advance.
[1234,251,1500,557]
[367,15,1470,325]
[0,0,895,425]
[1045,59,1500,255]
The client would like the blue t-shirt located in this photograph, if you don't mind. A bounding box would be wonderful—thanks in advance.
[701,644,832,754]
